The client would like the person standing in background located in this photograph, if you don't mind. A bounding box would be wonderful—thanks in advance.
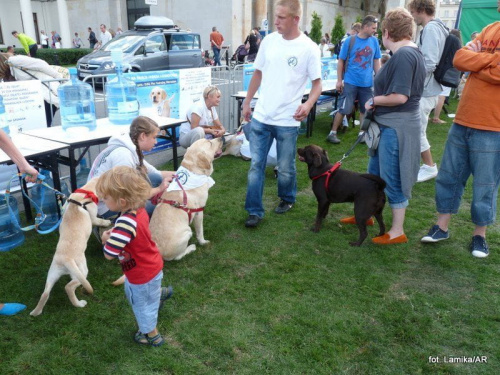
[11,31,37,58]
[98,24,112,49]
[40,30,49,49]
[116,27,123,36]
[210,26,224,66]
[88,27,97,49]
[50,31,60,48]
[72,32,83,48]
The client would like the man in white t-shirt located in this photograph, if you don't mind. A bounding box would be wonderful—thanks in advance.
[98,24,112,49]
[242,0,322,228]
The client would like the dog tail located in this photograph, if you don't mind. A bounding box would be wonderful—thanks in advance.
[112,275,125,286]
[360,174,386,190]
[66,259,93,294]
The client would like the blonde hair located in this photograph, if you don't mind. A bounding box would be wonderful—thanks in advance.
[129,116,159,177]
[96,166,150,210]
[275,0,302,18]
[203,85,221,99]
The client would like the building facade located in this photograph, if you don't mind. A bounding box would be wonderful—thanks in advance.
[1,0,407,53]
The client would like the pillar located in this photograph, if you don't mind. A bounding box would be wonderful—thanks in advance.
[56,0,72,48]
[253,0,268,30]
[19,0,36,41]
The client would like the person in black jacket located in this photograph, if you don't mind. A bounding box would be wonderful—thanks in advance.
[88,27,97,49]
[244,30,259,62]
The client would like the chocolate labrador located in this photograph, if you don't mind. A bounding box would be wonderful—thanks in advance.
[298,144,386,246]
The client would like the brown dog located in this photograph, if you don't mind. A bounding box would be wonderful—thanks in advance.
[298,144,386,246]
[30,178,111,316]
[150,138,223,260]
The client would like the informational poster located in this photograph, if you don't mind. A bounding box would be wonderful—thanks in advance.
[321,57,338,90]
[0,80,47,132]
[243,63,255,91]
[123,67,211,153]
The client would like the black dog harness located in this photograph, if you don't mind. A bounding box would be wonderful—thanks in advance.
[311,162,342,189]
[67,189,99,211]
[153,175,204,223]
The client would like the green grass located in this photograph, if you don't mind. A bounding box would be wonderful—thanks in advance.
[1,98,499,374]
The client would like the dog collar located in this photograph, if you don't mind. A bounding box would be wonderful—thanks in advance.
[311,162,342,189]
[74,189,99,204]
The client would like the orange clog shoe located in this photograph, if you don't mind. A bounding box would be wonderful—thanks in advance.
[371,233,408,245]
[340,216,375,226]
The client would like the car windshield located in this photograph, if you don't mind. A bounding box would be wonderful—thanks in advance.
[102,35,145,53]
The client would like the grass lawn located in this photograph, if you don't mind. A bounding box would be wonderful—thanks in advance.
[1,98,499,374]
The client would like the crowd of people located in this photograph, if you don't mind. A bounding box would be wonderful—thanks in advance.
[2,1,499,349]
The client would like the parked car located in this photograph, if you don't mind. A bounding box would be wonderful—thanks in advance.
[77,16,203,80]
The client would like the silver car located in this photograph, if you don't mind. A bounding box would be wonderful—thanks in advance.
[77,16,203,80]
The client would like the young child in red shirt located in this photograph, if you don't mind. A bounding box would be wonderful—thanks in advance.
[97,166,172,347]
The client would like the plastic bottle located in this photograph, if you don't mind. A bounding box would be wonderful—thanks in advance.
[106,50,139,125]
[76,158,91,188]
[58,68,97,134]
[30,169,70,231]
[0,94,9,135]
[0,195,25,252]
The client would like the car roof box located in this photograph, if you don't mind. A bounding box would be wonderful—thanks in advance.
[134,16,175,30]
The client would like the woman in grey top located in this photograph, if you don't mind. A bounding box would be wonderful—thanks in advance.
[364,8,425,245]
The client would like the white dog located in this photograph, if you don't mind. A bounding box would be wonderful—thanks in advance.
[30,178,111,316]
[150,86,175,117]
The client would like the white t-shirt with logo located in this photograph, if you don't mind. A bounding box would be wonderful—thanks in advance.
[180,101,219,135]
[252,32,321,127]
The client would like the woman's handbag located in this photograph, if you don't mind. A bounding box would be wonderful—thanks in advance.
[361,109,381,151]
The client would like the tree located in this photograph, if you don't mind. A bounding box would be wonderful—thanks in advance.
[356,15,363,23]
[310,11,322,44]
[331,14,346,47]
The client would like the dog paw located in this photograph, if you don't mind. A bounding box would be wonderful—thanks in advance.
[310,227,320,233]
[198,239,210,246]
[349,241,361,247]
[101,220,112,227]
[76,300,87,308]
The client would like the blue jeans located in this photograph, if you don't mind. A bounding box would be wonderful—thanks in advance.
[436,123,500,226]
[338,83,373,115]
[125,270,163,334]
[245,119,299,218]
[212,46,221,66]
[368,126,408,209]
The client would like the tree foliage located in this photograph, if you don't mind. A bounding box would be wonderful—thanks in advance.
[310,11,323,44]
[331,14,346,46]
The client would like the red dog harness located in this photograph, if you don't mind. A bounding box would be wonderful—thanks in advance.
[152,175,205,223]
[67,189,99,211]
[311,162,342,189]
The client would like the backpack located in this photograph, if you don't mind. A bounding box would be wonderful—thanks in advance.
[420,21,462,88]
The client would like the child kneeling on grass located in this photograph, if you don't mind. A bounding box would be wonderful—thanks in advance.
[97,166,172,347]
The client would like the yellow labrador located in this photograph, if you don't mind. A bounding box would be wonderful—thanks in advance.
[30,178,111,316]
[150,138,223,260]
[150,86,174,117]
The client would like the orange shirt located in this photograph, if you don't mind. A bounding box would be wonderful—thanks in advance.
[453,21,500,132]
[210,31,224,48]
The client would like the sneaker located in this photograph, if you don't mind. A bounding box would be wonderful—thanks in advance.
[417,164,438,182]
[421,225,449,243]
[470,235,489,258]
[274,200,293,214]
[326,133,340,144]
[358,133,365,144]
[245,215,261,228]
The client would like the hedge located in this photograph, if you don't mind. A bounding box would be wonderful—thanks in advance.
[2,47,93,66]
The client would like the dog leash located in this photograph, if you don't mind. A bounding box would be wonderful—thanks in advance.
[338,132,365,163]
[3,173,66,234]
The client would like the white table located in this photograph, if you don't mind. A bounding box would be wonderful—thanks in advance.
[23,115,185,191]
[0,133,69,221]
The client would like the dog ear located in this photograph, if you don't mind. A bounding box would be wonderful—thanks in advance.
[198,152,212,172]
[161,90,167,100]
[322,149,329,161]
[313,151,322,167]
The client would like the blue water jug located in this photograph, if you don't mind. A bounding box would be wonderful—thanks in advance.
[0,195,25,252]
[30,169,70,231]
[0,94,9,135]
[106,50,139,125]
[76,158,91,188]
[58,68,97,134]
